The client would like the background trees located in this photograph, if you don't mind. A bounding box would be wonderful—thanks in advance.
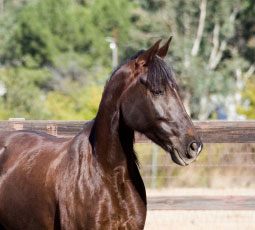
[0,0,254,120]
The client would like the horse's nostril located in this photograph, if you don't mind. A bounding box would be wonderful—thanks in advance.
[187,141,198,158]
[191,142,198,151]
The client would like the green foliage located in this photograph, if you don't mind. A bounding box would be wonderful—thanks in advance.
[45,82,103,120]
[1,0,94,67]
[0,68,51,119]
[0,0,133,75]
[90,0,133,62]
[0,0,133,120]
[0,66,103,120]
[237,77,255,119]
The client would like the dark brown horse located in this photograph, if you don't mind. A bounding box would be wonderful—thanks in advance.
[0,37,202,230]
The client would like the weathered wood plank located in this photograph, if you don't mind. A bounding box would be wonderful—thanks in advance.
[0,120,255,143]
[0,120,85,137]
[194,121,255,143]
[147,196,255,210]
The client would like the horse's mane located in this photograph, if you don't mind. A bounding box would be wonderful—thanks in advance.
[147,55,177,94]
[109,50,145,80]
[110,51,177,94]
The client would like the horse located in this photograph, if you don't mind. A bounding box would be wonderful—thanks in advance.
[0,37,202,230]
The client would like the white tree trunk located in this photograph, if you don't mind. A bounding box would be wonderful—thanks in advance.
[209,39,227,70]
[208,22,220,66]
[244,64,255,79]
[208,9,238,70]
[0,0,3,15]
[191,0,207,56]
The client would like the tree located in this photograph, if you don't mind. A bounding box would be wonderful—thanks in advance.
[0,0,135,120]
[0,68,51,119]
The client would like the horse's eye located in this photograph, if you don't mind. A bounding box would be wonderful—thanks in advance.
[139,77,147,86]
[157,117,165,121]
[157,116,171,123]
[153,90,164,96]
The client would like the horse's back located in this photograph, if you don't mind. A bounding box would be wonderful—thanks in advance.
[0,130,71,229]
[0,130,71,178]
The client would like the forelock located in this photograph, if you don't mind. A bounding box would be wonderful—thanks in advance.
[147,56,177,94]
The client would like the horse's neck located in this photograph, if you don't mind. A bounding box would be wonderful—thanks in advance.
[92,69,134,169]
[92,104,129,170]
[91,111,147,204]
[86,68,146,203]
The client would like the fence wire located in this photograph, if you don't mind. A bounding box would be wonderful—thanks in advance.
[136,143,255,189]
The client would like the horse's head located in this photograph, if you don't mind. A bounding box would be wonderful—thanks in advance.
[119,37,202,166]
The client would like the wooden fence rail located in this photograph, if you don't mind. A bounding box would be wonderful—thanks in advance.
[1,120,255,143]
[147,196,255,210]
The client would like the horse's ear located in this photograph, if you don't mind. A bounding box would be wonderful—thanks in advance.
[157,36,172,59]
[136,39,162,66]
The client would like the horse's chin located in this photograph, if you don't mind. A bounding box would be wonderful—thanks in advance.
[168,147,196,166]
[169,148,186,166]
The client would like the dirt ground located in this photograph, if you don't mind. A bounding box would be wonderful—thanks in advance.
[144,188,255,230]
[145,210,255,230]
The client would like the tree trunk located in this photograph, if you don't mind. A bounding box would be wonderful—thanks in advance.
[208,9,238,70]
[208,22,220,67]
[244,64,255,79]
[0,0,3,15]
[191,0,207,56]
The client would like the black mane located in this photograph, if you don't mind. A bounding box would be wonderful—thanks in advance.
[147,55,177,94]
[110,50,145,79]
[110,51,177,95]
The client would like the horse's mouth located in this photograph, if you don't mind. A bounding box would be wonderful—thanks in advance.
[158,143,186,166]
[145,134,197,166]
[172,148,186,166]
[167,148,185,166]
[168,147,196,166]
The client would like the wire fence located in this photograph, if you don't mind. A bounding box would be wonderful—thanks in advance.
[136,143,255,189]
